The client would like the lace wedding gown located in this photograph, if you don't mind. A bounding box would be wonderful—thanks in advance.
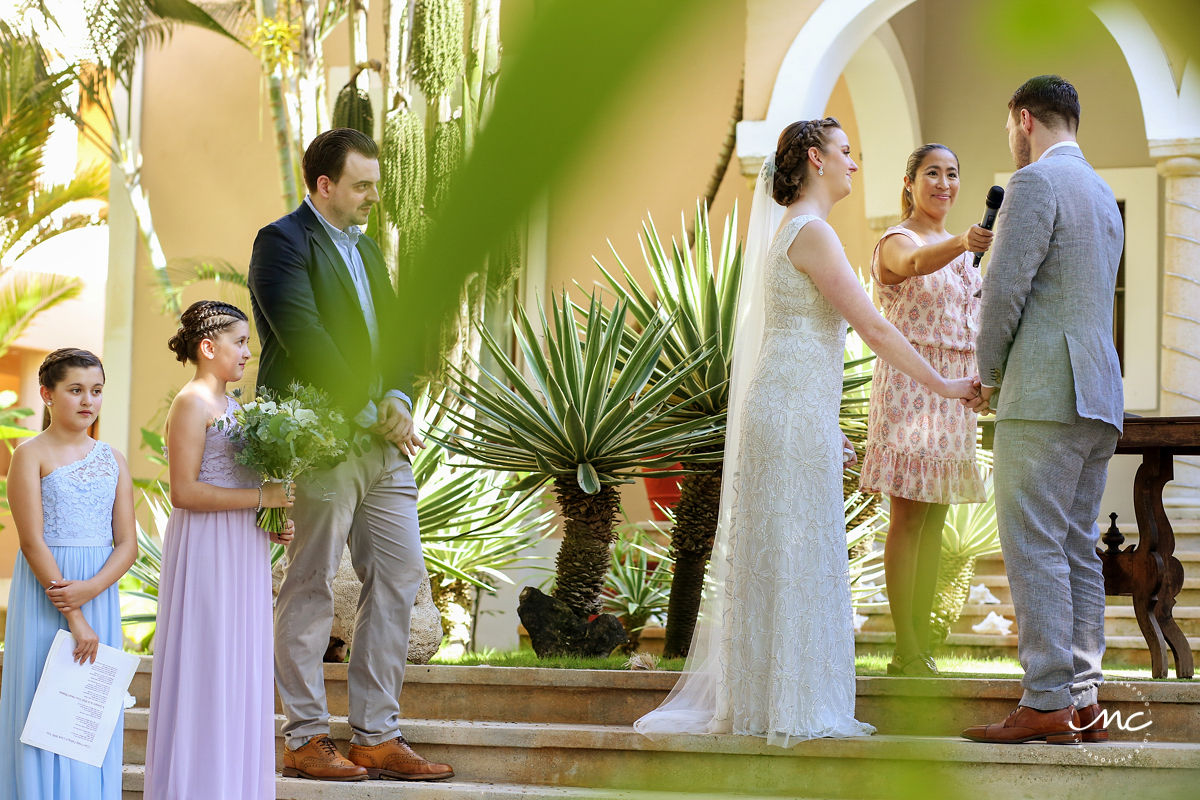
[636,214,875,747]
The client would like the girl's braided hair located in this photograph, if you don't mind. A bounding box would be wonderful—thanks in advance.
[38,348,104,389]
[167,300,249,364]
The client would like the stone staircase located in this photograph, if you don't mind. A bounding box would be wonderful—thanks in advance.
[854,518,1200,670]
[102,660,1199,799]
[0,651,1197,798]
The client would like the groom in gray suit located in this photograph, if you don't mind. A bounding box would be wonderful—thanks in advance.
[962,76,1124,745]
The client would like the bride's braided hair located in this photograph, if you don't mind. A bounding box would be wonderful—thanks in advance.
[772,117,841,206]
[167,300,249,364]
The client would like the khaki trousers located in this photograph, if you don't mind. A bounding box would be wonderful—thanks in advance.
[274,438,424,748]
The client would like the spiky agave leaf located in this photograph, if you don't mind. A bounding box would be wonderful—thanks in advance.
[432,290,723,494]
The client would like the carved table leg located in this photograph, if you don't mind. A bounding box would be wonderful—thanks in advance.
[1130,450,1172,678]
[1156,556,1195,679]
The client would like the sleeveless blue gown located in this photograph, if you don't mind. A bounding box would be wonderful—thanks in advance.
[0,440,124,799]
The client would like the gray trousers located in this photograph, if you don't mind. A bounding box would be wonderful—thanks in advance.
[993,417,1118,710]
[274,438,425,748]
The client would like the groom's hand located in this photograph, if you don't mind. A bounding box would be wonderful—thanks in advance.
[374,397,426,455]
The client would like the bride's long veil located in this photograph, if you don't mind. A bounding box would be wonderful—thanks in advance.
[634,157,785,736]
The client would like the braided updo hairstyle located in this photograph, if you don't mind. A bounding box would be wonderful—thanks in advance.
[167,300,249,364]
[772,117,841,206]
[38,348,104,389]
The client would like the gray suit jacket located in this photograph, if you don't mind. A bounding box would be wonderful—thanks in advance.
[976,147,1124,431]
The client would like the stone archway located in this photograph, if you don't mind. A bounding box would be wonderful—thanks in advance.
[842,25,921,228]
[740,0,1200,513]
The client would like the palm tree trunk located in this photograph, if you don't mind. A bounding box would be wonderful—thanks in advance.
[662,461,722,657]
[551,481,620,615]
[259,0,300,209]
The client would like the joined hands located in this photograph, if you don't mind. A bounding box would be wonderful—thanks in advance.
[959,378,994,415]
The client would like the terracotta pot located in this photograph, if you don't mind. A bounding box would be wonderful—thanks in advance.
[643,464,683,521]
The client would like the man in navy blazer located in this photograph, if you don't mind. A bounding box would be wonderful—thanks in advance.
[249,128,452,782]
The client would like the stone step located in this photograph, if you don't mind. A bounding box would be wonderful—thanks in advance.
[117,712,1200,799]
[120,765,822,800]
[122,662,1200,738]
[118,671,1200,745]
[956,573,1200,607]
[974,550,1200,578]
[857,602,1200,638]
[854,630,1200,671]
[1112,519,1200,553]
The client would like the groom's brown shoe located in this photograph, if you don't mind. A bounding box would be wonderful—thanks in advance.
[961,705,1082,745]
[348,736,455,781]
[282,734,369,781]
[1075,703,1110,743]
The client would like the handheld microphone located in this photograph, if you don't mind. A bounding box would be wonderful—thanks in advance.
[973,185,1004,268]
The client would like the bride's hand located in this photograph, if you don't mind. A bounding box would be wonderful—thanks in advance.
[840,433,857,467]
[939,376,978,400]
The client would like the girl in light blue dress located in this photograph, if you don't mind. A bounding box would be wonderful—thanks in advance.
[0,348,137,800]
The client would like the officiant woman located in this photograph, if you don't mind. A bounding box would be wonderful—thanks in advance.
[859,143,992,676]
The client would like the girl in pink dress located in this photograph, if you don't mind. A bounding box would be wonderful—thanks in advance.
[144,301,294,799]
[860,144,991,676]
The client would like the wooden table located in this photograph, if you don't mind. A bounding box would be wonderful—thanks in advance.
[1102,415,1199,679]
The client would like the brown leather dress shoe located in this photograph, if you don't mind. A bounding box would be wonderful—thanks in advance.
[282,734,369,781]
[348,736,455,781]
[1075,703,1109,743]
[961,705,1082,745]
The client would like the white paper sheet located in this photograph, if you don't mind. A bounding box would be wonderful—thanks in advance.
[19,628,139,768]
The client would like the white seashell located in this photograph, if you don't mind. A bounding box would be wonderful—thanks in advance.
[971,610,1014,636]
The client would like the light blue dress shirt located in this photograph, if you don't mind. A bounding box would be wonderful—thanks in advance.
[304,196,411,424]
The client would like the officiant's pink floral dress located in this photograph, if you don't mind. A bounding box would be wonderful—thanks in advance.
[860,226,986,504]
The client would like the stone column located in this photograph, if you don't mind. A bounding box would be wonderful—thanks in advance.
[1152,138,1200,517]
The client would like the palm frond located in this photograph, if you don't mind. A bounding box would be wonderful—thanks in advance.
[0,271,83,357]
[156,257,250,311]
[3,164,109,260]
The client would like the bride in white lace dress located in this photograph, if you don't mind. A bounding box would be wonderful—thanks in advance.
[635,118,978,747]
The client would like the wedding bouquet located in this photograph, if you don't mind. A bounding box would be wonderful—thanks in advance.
[220,383,358,534]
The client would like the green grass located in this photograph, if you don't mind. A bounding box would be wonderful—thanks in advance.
[432,647,1159,680]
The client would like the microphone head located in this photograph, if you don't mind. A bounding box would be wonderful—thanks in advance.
[985,185,1005,209]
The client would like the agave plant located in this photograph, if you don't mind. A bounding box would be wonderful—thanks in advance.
[603,523,674,653]
[930,467,1000,644]
[593,201,739,658]
[411,425,554,647]
[434,290,722,655]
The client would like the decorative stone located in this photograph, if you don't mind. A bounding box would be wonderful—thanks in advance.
[272,548,443,664]
[517,586,627,658]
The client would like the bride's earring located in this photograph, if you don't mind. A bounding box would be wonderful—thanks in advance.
[818,167,824,176]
